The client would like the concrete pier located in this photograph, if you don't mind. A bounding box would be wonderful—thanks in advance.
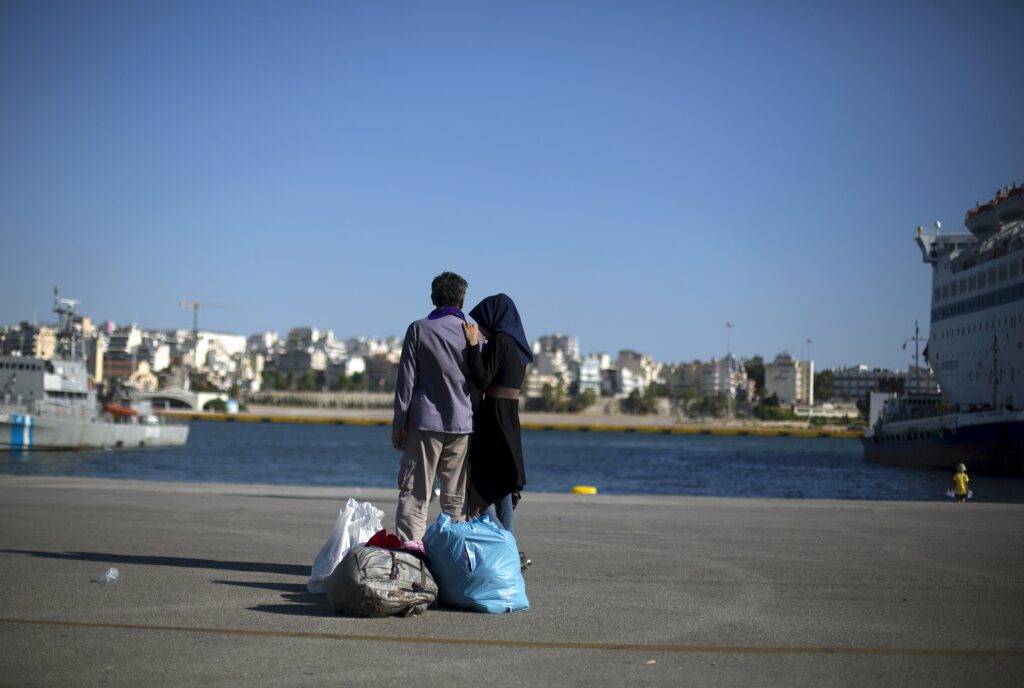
[1,475,1022,686]
[162,406,863,438]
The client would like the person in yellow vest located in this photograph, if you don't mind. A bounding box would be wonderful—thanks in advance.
[952,463,970,503]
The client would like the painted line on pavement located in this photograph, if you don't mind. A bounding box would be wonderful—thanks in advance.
[1,618,1021,657]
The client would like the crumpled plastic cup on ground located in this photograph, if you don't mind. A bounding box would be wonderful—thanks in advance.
[93,567,119,584]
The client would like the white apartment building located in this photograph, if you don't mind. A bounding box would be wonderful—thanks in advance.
[273,350,327,374]
[286,327,320,353]
[615,350,660,394]
[698,355,747,399]
[108,325,143,354]
[663,362,699,397]
[905,365,941,395]
[534,334,580,360]
[831,365,887,401]
[168,329,247,370]
[147,342,171,372]
[247,331,279,354]
[577,355,602,396]
[616,366,645,397]
[765,352,814,405]
[344,336,400,358]
[524,350,573,398]
[197,332,247,370]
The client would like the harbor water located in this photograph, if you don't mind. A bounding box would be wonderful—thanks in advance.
[3,421,1023,503]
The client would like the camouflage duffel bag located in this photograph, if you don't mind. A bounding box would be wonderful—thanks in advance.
[326,544,437,617]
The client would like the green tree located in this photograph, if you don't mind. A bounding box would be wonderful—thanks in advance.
[814,370,833,401]
[540,383,555,412]
[754,392,798,420]
[579,388,597,409]
[690,393,725,418]
[538,382,569,412]
[263,369,291,391]
[673,386,698,402]
[624,387,659,415]
[745,355,765,396]
[647,382,669,397]
[300,368,318,391]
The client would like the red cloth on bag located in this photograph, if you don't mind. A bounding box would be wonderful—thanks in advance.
[368,529,403,549]
[367,529,430,564]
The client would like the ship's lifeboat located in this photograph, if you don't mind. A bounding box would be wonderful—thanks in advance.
[965,199,998,236]
[103,403,139,418]
[967,183,1024,234]
[994,185,1024,223]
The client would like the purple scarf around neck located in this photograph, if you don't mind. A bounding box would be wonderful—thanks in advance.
[427,306,466,321]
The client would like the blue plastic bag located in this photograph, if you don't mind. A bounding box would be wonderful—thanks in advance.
[422,512,529,613]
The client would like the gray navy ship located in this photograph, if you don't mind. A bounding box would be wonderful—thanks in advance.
[863,183,1024,472]
[1,291,189,450]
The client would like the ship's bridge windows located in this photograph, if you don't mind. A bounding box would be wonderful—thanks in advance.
[969,275,977,290]
[950,282,957,297]
[959,278,966,293]
[1011,261,1019,278]
[999,264,1008,281]
[942,284,950,299]
[979,273,986,288]
[934,287,941,301]
[988,267,997,284]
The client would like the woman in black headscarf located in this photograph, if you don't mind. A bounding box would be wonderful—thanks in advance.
[461,293,533,537]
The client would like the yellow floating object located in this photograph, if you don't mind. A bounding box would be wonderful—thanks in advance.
[571,485,598,495]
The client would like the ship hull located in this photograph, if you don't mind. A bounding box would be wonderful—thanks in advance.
[1,410,189,450]
[863,415,1024,473]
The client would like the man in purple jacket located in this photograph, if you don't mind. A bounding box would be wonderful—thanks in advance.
[391,271,475,541]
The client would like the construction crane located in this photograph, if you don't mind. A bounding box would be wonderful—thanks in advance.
[179,300,203,364]
[178,300,230,374]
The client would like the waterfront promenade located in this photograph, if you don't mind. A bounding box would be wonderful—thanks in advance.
[1,475,1022,686]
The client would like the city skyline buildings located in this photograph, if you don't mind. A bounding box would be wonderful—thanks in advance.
[2,2,1022,371]
[3,310,939,406]
[1,306,926,384]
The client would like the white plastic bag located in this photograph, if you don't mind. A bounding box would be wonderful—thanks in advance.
[307,498,384,593]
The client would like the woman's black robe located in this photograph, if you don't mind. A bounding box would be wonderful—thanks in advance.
[466,332,526,505]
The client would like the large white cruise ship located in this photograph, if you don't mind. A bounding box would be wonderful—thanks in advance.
[863,183,1024,472]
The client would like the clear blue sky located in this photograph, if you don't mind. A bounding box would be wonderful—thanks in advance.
[2,1,1021,370]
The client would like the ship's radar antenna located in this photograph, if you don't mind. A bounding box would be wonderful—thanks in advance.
[51,286,82,360]
[52,286,79,315]
[934,220,941,233]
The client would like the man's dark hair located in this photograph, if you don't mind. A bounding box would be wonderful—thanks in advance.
[431,272,468,308]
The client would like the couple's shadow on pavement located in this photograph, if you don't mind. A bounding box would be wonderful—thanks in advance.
[1,549,333,618]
